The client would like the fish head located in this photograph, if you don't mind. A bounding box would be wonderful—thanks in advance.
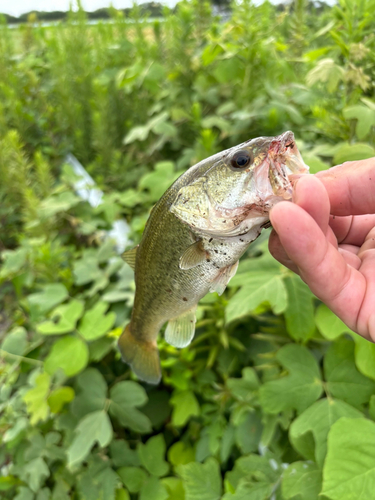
[170,131,309,237]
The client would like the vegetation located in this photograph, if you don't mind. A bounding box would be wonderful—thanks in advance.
[1,0,375,499]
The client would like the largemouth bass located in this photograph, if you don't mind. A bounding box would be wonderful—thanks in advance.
[119,131,308,384]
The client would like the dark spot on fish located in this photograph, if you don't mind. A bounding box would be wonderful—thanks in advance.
[224,253,227,256]
[183,297,188,301]
[166,289,172,294]
[221,243,223,246]
[209,238,213,243]
[239,238,244,242]
[201,273,204,276]
[223,220,226,223]
[206,258,211,262]
[214,250,218,253]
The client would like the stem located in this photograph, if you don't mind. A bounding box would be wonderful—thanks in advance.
[0,349,43,366]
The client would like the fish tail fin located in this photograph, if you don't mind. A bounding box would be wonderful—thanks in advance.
[118,323,161,385]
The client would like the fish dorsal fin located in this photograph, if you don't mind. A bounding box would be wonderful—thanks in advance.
[165,305,197,348]
[121,245,139,270]
[179,241,206,270]
[209,261,239,296]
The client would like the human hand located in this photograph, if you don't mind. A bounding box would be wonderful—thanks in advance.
[268,159,375,341]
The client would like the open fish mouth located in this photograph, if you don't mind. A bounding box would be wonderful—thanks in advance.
[267,131,309,200]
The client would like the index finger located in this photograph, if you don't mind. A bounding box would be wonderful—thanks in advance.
[316,158,375,216]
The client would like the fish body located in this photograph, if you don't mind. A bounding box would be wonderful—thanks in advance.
[119,131,309,383]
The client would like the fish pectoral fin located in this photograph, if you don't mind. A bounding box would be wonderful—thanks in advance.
[179,241,206,270]
[165,305,197,348]
[209,261,239,296]
[121,245,139,271]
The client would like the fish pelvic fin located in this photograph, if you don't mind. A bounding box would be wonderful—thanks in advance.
[121,246,138,271]
[165,305,197,348]
[118,324,161,385]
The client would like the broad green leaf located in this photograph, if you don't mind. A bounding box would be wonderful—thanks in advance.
[67,410,113,467]
[306,58,344,92]
[225,453,279,491]
[45,336,89,377]
[37,300,84,335]
[27,284,69,315]
[117,467,148,493]
[109,381,151,433]
[110,440,141,467]
[79,301,116,341]
[322,418,375,499]
[168,442,195,468]
[140,476,169,500]
[226,273,287,323]
[178,457,222,500]
[170,390,200,427]
[259,344,323,414]
[116,489,130,500]
[333,143,375,164]
[227,367,259,400]
[161,477,185,500]
[138,434,169,477]
[289,398,363,467]
[343,105,375,140]
[14,487,34,500]
[324,339,375,408]
[315,304,352,340]
[1,326,28,355]
[0,247,28,279]
[222,481,273,500]
[23,372,51,425]
[47,387,75,413]
[76,463,118,500]
[124,125,150,144]
[283,275,315,341]
[354,336,375,380]
[23,457,50,493]
[235,411,262,454]
[3,417,28,443]
[73,256,103,286]
[71,368,107,418]
[282,461,322,500]
[38,191,80,218]
[139,162,183,202]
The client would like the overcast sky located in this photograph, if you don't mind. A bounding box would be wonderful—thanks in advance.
[1,0,179,17]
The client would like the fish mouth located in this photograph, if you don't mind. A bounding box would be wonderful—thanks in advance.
[267,131,309,200]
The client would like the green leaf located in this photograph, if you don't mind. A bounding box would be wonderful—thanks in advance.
[178,457,222,500]
[140,476,169,500]
[322,418,375,499]
[235,411,262,454]
[282,462,322,500]
[227,367,259,400]
[3,417,28,443]
[343,105,375,140]
[354,336,375,380]
[333,143,375,164]
[38,191,80,218]
[315,304,352,340]
[37,300,84,335]
[14,487,34,500]
[1,326,28,355]
[170,390,200,427]
[23,457,50,493]
[27,284,69,315]
[289,398,364,467]
[109,381,151,433]
[23,372,51,425]
[168,442,195,468]
[110,440,141,467]
[283,275,315,341]
[139,162,183,202]
[78,301,116,341]
[124,125,150,144]
[225,453,279,491]
[0,247,28,279]
[222,481,273,500]
[47,387,75,413]
[73,256,103,286]
[226,273,287,323]
[324,339,375,408]
[67,410,113,467]
[259,344,322,414]
[45,336,89,377]
[71,368,107,418]
[138,435,169,477]
[117,467,148,493]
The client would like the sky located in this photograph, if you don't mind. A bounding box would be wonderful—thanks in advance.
[0,0,179,17]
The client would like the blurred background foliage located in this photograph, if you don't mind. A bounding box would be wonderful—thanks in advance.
[1,0,375,499]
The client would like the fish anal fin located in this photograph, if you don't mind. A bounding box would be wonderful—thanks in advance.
[179,241,206,270]
[165,305,197,348]
[209,261,239,296]
[121,245,139,271]
[118,323,161,384]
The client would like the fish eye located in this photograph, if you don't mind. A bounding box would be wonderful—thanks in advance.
[230,150,253,170]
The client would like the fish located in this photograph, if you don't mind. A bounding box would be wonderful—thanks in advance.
[118,131,309,384]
